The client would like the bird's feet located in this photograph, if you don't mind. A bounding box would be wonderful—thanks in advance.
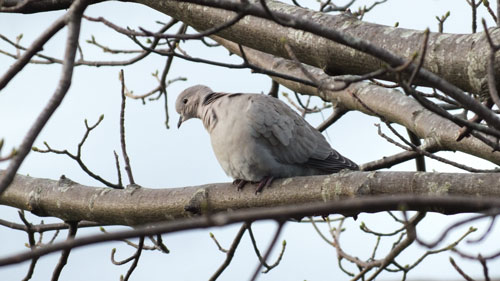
[255,176,274,194]
[232,179,249,191]
[233,177,274,194]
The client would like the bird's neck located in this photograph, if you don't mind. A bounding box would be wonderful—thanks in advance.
[199,105,218,133]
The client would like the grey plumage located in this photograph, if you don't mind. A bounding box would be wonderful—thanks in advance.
[176,85,358,184]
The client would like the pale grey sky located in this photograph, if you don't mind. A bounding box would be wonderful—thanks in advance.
[1,1,499,280]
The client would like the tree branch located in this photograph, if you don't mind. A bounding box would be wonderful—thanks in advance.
[214,37,500,165]
[0,0,103,13]
[2,171,500,226]
[136,0,498,98]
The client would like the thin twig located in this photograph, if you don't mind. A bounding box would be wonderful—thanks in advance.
[436,11,451,33]
[113,151,123,188]
[19,211,38,281]
[407,28,430,87]
[249,221,285,281]
[51,221,78,281]
[84,12,246,40]
[119,70,135,185]
[149,234,170,253]
[375,123,499,173]
[33,116,124,189]
[467,216,496,244]
[122,236,144,281]
[0,219,100,233]
[316,106,348,132]
[449,257,475,281]
[0,14,65,90]
[417,209,500,249]
[209,223,248,281]
[482,0,498,23]
[267,80,279,98]
[111,248,136,265]
[479,254,491,281]
[209,232,228,253]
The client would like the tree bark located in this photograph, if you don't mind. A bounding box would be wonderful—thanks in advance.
[136,0,499,96]
[1,171,500,226]
[1,0,104,13]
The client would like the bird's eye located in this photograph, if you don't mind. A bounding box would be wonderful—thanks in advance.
[182,98,188,104]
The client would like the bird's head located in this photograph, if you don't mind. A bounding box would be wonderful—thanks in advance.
[175,85,213,128]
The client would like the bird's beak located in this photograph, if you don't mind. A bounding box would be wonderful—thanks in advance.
[177,115,184,129]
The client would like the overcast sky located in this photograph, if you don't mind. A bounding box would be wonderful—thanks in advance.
[1,0,500,280]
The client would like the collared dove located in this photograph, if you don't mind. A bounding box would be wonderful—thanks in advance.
[176,85,358,193]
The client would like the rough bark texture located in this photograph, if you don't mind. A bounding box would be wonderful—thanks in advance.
[1,171,500,226]
[2,0,105,13]
[213,37,500,165]
[136,0,500,95]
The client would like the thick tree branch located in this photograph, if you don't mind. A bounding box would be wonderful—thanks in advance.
[135,0,499,98]
[1,171,500,226]
[1,0,104,13]
[214,37,500,165]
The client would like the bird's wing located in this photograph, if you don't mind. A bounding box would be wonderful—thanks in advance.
[246,94,357,172]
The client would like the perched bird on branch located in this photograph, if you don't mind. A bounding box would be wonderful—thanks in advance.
[176,85,358,193]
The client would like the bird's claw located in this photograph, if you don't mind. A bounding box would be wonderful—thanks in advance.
[255,176,274,194]
[232,179,248,191]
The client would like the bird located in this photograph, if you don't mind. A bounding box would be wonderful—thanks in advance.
[176,85,358,193]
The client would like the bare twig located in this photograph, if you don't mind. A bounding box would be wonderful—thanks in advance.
[249,221,285,281]
[113,151,123,188]
[33,116,124,189]
[111,248,135,265]
[466,0,481,33]
[449,257,475,281]
[0,13,65,90]
[467,216,496,244]
[209,232,228,253]
[51,221,78,281]
[321,0,355,12]
[123,236,144,281]
[118,70,135,185]
[364,212,426,281]
[407,28,430,87]
[84,12,246,40]
[19,211,38,281]
[403,227,476,272]
[267,80,279,98]
[482,0,498,23]
[376,123,499,173]
[417,209,500,249]
[479,254,491,281]
[0,219,100,233]
[310,217,334,245]
[209,223,248,281]
[316,105,348,132]
[407,129,426,171]
[148,235,170,253]
[360,142,438,171]
[436,11,451,33]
